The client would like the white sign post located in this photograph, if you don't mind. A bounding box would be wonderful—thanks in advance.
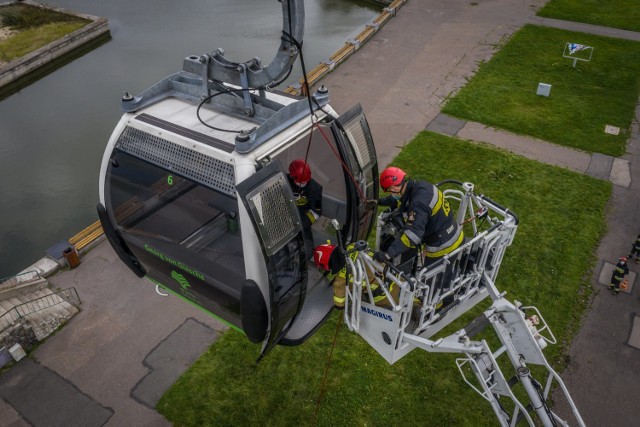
[563,42,594,67]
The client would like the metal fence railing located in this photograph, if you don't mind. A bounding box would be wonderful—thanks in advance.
[0,270,41,286]
[0,287,81,334]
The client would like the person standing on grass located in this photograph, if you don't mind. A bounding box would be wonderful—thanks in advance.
[609,257,629,295]
[628,234,640,264]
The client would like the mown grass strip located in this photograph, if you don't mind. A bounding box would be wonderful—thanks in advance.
[442,24,640,157]
[538,0,640,33]
[0,4,86,29]
[0,21,88,62]
[157,132,609,426]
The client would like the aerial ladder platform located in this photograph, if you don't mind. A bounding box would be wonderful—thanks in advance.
[335,181,585,427]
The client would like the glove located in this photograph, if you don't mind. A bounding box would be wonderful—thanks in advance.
[374,251,390,263]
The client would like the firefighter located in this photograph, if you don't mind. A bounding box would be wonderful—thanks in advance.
[313,243,396,309]
[628,234,640,264]
[288,159,322,256]
[373,167,464,271]
[609,257,629,295]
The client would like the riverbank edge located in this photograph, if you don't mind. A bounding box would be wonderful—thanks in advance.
[0,0,110,93]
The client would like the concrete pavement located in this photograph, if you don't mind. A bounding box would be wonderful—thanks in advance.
[0,242,226,426]
[1,0,639,425]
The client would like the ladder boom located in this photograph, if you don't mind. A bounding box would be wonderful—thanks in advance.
[338,181,584,426]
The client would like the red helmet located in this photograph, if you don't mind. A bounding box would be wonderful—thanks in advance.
[380,166,406,191]
[313,244,344,274]
[314,244,336,271]
[289,159,312,185]
[620,256,627,262]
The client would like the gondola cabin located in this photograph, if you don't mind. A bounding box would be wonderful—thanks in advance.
[98,84,378,358]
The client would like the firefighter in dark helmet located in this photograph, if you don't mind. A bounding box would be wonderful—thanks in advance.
[609,256,629,295]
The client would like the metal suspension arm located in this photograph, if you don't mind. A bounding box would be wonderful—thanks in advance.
[182,0,305,89]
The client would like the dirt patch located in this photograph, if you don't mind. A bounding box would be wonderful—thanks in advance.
[0,26,17,42]
[0,27,18,66]
[1,26,18,66]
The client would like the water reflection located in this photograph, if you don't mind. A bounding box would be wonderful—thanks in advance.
[0,0,379,277]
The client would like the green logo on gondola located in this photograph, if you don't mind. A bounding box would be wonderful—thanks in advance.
[171,271,190,290]
[171,270,198,302]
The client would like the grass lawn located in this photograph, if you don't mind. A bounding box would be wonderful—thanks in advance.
[0,22,88,62]
[538,0,640,33]
[157,132,610,426]
[0,4,89,63]
[442,24,640,157]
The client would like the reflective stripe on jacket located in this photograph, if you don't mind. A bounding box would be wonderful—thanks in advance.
[380,179,463,259]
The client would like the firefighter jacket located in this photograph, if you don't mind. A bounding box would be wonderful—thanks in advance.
[612,260,629,282]
[287,176,322,229]
[379,179,463,259]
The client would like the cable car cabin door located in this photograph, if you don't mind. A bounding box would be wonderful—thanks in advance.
[331,104,379,243]
[236,104,378,359]
[236,161,309,359]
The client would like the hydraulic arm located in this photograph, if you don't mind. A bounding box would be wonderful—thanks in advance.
[182,0,304,90]
[335,182,584,426]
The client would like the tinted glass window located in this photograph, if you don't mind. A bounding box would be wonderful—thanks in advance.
[106,151,245,325]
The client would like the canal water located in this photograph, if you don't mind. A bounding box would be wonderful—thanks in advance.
[0,0,380,278]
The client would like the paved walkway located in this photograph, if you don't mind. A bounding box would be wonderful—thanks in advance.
[427,114,634,188]
[1,1,639,426]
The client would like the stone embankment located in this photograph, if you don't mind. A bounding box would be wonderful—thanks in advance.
[0,273,80,368]
[0,0,110,91]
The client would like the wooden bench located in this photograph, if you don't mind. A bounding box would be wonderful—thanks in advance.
[68,198,144,251]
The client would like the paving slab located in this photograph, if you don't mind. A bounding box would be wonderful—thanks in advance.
[425,113,466,136]
[627,315,640,350]
[586,153,614,180]
[0,358,113,427]
[132,318,218,408]
[610,158,632,188]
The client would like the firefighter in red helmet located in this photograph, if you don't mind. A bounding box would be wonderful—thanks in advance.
[375,166,463,272]
[609,256,629,295]
[288,159,323,256]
